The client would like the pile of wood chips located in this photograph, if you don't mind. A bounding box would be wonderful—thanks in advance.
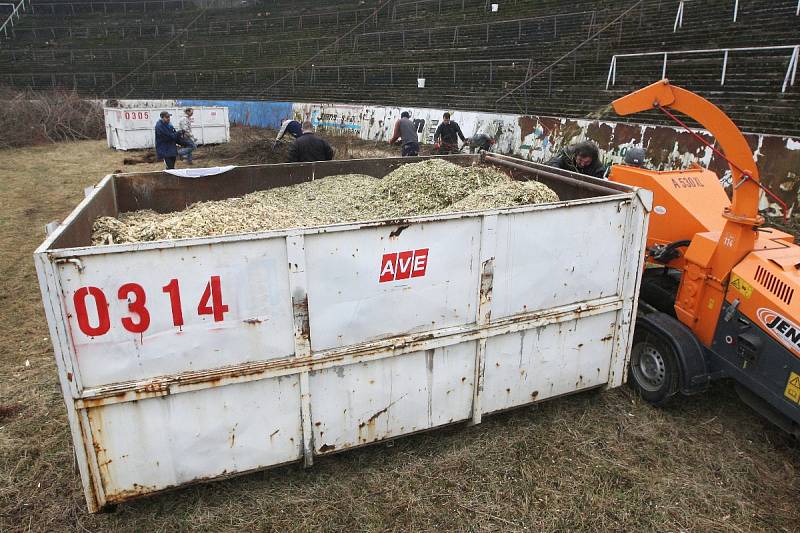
[92,160,559,245]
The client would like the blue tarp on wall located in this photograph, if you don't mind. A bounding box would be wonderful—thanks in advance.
[176,99,293,129]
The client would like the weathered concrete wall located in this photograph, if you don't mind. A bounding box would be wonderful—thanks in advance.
[292,102,800,215]
[114,98,799,215]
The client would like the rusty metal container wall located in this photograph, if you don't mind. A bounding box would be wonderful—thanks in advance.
[34,157,651,512]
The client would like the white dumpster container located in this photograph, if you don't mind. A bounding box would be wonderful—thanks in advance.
[104,106,230,150]
[35,154,650,512]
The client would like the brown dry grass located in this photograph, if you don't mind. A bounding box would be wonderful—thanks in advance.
[1,137,800,532]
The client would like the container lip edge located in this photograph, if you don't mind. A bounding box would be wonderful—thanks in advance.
[44,191,635,258]
[36,173,115,255]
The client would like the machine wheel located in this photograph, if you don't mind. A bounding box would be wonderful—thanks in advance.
[629,329,680,406]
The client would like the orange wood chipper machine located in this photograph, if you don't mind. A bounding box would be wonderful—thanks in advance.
[609,80,800,435]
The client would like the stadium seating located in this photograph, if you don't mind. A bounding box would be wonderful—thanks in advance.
[0,0,797,135]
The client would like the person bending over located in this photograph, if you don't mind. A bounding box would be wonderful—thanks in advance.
[287,121,334,163]
[545,141,608,179]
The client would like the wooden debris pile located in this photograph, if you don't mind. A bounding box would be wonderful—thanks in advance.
[92,160,559,245]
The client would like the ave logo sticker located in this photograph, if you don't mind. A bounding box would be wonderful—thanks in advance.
[758,308,800,357]
[379,248,429,283]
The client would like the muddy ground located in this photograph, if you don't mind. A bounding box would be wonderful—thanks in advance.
[119,126,414,167]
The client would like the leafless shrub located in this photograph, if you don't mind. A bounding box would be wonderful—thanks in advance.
[0,86,104,149]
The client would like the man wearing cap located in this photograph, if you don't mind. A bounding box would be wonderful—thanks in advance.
[624,146,646,167]
[155,111,181,169]
[287,121,334,163]
[389,111,420,157]
[177,108,197,165]
[274,118,303,149]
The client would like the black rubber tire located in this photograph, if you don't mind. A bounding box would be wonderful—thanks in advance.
[629,328,680,406]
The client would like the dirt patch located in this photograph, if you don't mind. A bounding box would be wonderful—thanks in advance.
[120,126,406,167]
[0,404,23,422]
[122,152,157,165]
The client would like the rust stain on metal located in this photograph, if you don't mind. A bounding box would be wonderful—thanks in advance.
[243,318,263,325]
[366,405,390,424]
[292,294,311,341]
[228,423,238,448]
[77,300,621,408]
[319,443,335,452]
[479,258,495,323]
[143,382,167,394]
[105,482,166,504]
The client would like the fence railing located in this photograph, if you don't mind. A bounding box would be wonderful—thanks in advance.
[0,0,26,39]
[674,0,799,32]
[605,45,800,93]
[0,57,532,91]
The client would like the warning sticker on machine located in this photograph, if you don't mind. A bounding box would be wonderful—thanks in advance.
[784,372,800,404]
[729,274,753,299]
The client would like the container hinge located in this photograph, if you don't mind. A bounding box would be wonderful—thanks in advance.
[54,257,85,272]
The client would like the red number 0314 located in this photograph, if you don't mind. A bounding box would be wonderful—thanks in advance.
[72,276,229,337]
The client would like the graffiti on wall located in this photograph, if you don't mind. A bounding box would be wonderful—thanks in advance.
[292,101,800,215]
[177,99,292,129]
[164,97,799,216]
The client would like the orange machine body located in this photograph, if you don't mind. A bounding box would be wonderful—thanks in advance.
[610,164,729,271]
[608,80,800,350]
[728,242,800,361]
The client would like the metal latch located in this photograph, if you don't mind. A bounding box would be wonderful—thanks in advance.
[723,299,740,322]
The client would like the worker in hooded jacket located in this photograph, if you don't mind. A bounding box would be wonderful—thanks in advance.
[287,121,334,163]
[545,141,608,179]
[155,111,181,169]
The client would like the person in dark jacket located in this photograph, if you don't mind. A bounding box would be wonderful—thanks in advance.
[468,132,496,153]
[545,141,607,179]
[287,121,334,163]
[388,111,420,156]
[154,111,180,169]
[433,112,466,154]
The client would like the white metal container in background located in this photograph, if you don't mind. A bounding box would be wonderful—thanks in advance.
[34,156,651,512]
[104,106,230,150]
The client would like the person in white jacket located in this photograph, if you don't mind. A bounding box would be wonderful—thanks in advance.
[177,108,197,164]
